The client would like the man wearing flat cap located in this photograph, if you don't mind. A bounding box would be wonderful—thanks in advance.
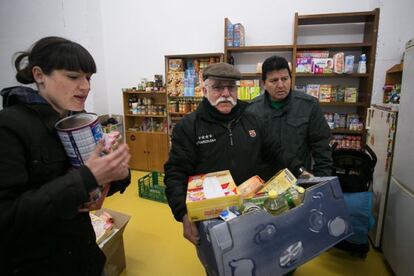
[164,63,304,246]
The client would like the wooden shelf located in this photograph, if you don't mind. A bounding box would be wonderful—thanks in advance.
[123,90,166,95]
[295,73,369,78]
[296,42,371,50]
[241,73,262,78]
[171,116,186,121]
[123,86,169,172]
[297,10,378,25]
[169,112,191,116]
[126,130,167,134]
[165,53,223,59]
[386,63,403,74]
[125,114,167,118]
[221,10,378,148]
[320,102,368,107]
[383,63,403,103]
[227,45,293,53]
[332,128,365,135]
[165,53,224,125]
[168,95,203,99]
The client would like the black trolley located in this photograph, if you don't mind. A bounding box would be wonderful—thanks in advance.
[331,144,377,258]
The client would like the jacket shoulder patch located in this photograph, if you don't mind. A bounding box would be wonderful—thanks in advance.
[248,129,256,138]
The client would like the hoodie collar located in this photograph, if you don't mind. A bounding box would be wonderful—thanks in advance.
[1,86,48,107]
[1,86,61,132]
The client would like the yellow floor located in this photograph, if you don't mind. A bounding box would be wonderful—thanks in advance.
[102,171,395,276]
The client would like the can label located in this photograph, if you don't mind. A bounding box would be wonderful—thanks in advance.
[56,113,103,167]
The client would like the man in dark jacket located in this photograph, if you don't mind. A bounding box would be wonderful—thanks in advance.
[248,56,333,177]
[164,63,305,246]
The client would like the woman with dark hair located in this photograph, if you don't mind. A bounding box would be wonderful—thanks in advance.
[0,36,131,275]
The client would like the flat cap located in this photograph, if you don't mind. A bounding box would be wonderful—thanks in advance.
[202,63,241,81]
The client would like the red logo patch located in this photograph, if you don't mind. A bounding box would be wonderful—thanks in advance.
[248,130,256,137]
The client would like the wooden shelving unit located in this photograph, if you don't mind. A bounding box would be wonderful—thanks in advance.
[295,10,378,25]
[383,63,403,103]
[224,17,294,83]
[223,10,379,149]
[320,102,368,107]
[125,114,167,118]
[296,42,372,50]
[331,128,366,135]
[293,9,380,147]
[226,45,293,54]
[122,89,169,172]
[165,53,224,136]
[295,73,369,78]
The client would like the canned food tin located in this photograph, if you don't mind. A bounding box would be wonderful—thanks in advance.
[55,113,104,167]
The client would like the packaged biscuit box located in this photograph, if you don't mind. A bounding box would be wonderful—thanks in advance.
[333,52,345,74]
[238,175,265,199]
[168,59,184,71]
[257,168,297,195]
[306,84,320,99]
[319,84,332,102]
[344,87,358,103]
[296,58,313,73]
[186,170,242,222]
[312,58,334,74]
[167,71,184,97]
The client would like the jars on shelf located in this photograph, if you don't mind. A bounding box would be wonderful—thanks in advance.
[169,98,201,114]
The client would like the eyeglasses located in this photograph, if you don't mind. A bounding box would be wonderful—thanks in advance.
[209,85,237,93]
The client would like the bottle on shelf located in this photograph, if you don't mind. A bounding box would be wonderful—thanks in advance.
[228,55,234,65]
[357,54,367,74]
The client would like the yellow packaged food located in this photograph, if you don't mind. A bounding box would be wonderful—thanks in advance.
[186,170,241,222]
[258,168,297,196]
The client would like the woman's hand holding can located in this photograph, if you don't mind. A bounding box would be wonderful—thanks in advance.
[85,140,130,186]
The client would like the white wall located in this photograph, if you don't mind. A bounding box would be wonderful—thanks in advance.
[1,0,413,113]
[370,0,414,103]
[0,0,107,113]
[100,0,371,114]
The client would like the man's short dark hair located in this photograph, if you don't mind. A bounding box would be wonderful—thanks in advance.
[262,56,292,81]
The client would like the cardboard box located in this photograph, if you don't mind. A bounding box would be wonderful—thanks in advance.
[186,170,242,222]
[197,177,353,276]
[296,58,313,73]
[95,208,131,276]
[319,84,332,103]
[312,58,334,74]
[306,84,320,99]
[168,59,184,71]
[344,87,358,103]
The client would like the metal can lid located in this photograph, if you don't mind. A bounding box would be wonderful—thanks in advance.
[55,113,98,131]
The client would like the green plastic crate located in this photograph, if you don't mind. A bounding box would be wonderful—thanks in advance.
[138,172,167,203]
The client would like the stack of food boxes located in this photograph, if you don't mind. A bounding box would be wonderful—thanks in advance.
[167,59,185,97]
[295,51,362,75]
